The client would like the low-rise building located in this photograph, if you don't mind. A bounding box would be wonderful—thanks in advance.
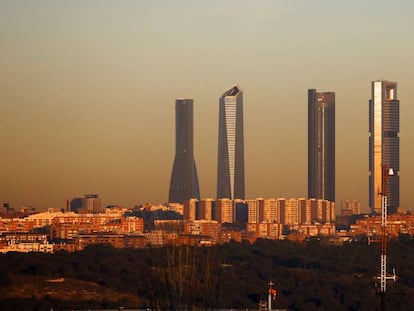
[50,215,144,240]
[184,220,220,243]
[246,222,283,240]
[286,223,336,236]
[0,233,52,253]
[350,214,414,237]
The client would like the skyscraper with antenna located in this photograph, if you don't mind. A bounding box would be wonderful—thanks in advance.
[369,80,400,214]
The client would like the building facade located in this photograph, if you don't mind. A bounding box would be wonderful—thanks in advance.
[369,80,400,214]
[308,89,335,202]
[215,198,234,224]
[199,198,214,220]
[169,98,200,203]
[82,194,102,213]
[341,200,361,216]
[183,198,198,221]
[246,198,335,226]
[217,85,245,200]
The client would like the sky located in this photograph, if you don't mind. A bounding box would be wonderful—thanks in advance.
[1,0,413,212]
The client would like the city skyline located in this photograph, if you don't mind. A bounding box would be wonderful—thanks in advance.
[1,1,414,211]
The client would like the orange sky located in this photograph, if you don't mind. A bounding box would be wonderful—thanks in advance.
[1,1,414,212]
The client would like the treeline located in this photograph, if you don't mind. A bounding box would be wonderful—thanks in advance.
[1,236,414,310]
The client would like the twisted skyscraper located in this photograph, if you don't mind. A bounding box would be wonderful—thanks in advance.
[369,80,400,214]
[169,99,200,203]
[217,85,245,200]
[308,89,335,202]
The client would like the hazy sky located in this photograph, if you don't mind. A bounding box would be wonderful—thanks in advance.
[1,0,413,212]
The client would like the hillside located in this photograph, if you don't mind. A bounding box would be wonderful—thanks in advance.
[1,237,414,310]
[0,275,142,310]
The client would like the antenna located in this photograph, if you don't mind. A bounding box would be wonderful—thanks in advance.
[375,164,397,310]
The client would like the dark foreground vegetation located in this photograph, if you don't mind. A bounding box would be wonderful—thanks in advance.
[1,236,414,310]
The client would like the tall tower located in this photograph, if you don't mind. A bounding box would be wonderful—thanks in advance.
[308,89,335,202]
[217,85,245,200]
[169,99,200,203]
[369,80,400,214]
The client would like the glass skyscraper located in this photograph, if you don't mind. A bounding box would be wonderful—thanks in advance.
[308,89,335,202]
[369,80,400,214]
[217,85,245,200]
[169,99,200,203]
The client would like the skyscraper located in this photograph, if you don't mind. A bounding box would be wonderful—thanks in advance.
[308,89,335,202]
[217,85,245,200]
[169,99,200,203]
[369,80,400,214]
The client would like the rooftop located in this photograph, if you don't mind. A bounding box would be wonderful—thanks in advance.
[222,85,241,97]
